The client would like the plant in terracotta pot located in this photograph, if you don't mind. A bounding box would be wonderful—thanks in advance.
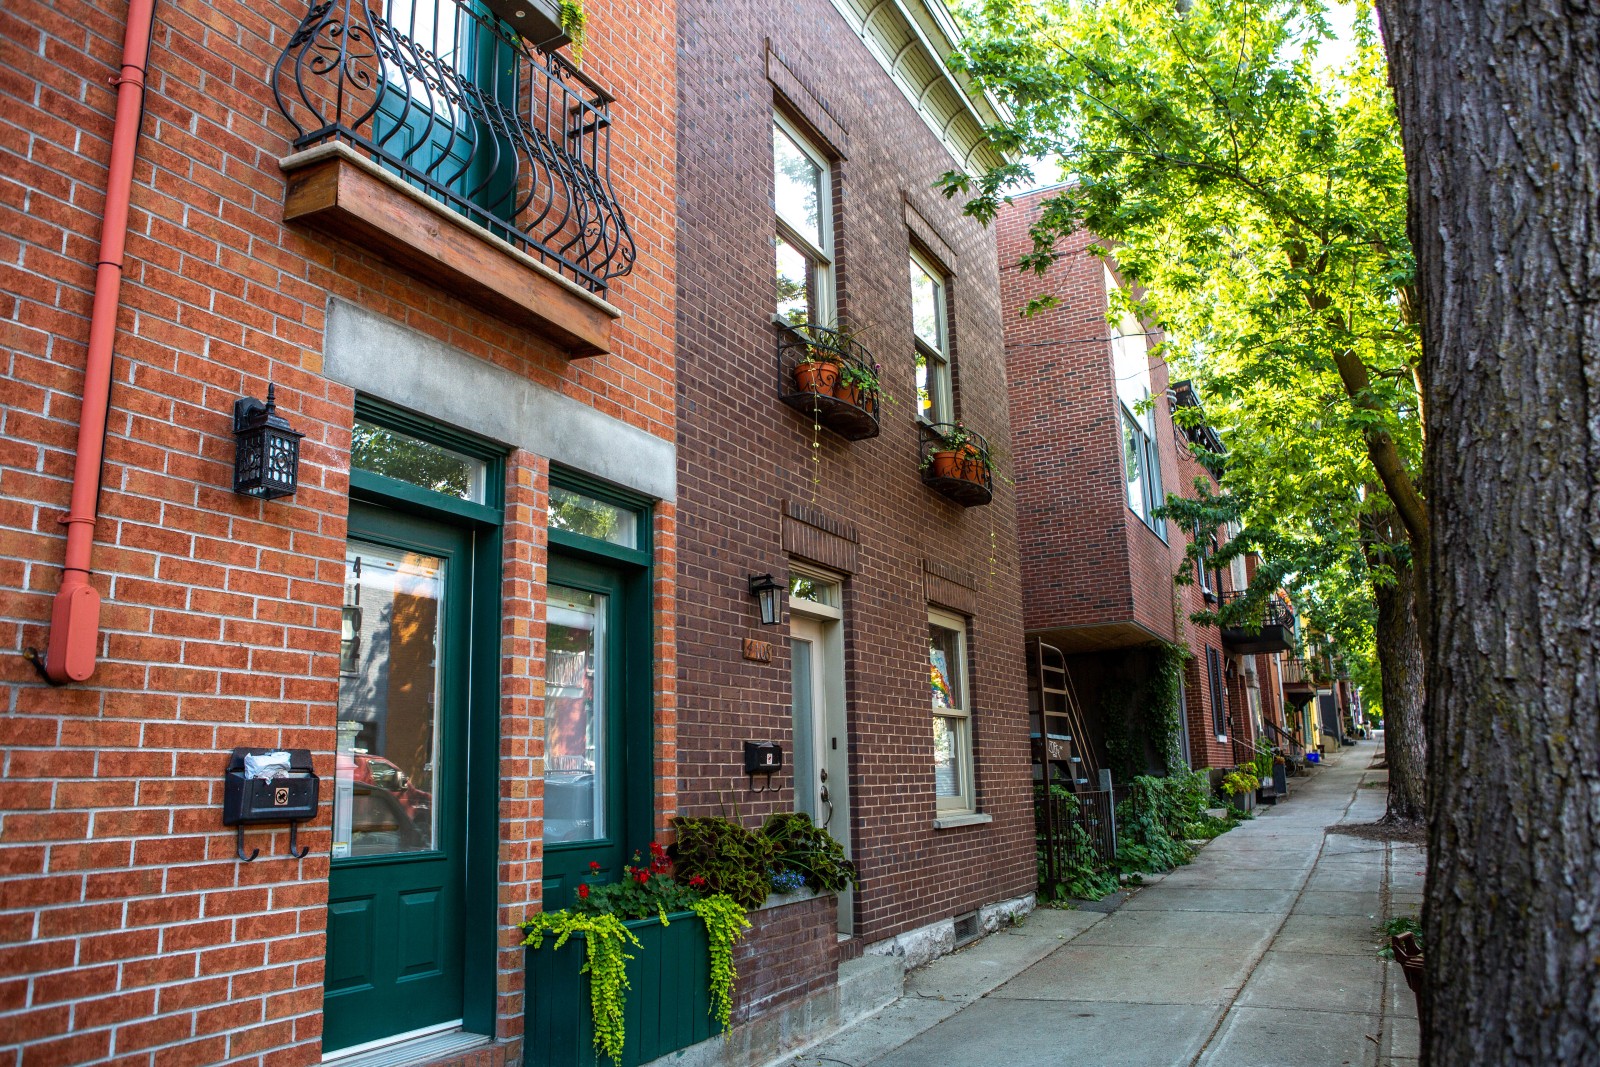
[922,423,991,483]
[833,359,887,410]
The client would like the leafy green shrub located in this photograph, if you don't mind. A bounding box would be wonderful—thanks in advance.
[1113,773,1217,874]
[670,816,776,910]
[761,812,859,893]
[521,910,641,1062]
[1221,769,1261,798]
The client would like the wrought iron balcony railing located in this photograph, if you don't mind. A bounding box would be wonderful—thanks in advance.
[1218,590,1295,654]
[272,0,635,293]
[919,423,994,507]
[775,321,882,441]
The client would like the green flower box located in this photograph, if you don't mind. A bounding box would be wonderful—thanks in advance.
[524,910,721,1066]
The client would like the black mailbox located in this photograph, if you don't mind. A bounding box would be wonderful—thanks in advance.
[223,747,318,861]
[744,740,783,775]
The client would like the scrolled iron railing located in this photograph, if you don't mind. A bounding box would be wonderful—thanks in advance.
[272,0,635,293]
[1217,589,1295,629]
[774,321,882,440]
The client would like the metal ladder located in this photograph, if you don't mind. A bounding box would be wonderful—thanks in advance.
[1027,637,1098,792]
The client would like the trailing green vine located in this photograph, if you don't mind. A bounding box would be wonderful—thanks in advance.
[691,894,750,1034]
[557,0,587,63]
[520,910,641,1063]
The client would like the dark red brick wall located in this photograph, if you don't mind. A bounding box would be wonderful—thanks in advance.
[998,188,1247,771]
[996,192,1133,634]
[674,0,1034,977]
[1,0,677,1062]
[731,895,839,1025]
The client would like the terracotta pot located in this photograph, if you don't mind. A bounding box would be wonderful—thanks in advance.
[794,360,840,395]
[929,450,964,480]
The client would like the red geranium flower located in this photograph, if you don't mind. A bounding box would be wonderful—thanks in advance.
[635,870,650,885]
[577,884,590,900]
[688,875,707,889]
[589,861,601,872]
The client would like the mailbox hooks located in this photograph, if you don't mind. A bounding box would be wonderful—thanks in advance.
[223,747,320,862]
[743,740,783,795]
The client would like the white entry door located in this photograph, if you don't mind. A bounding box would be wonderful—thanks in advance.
[789,580,851,936]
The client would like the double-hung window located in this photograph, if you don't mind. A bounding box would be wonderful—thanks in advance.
[773,117,833,326]
[1110,280,1165,535]
[929,609,974,813]
[911,251,952,424]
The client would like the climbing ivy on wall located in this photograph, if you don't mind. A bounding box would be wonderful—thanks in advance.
[1103,643,1190,783]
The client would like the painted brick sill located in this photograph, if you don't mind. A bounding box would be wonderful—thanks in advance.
[931,812,993,830]
[756,887,828,912]
[280,143,619,357]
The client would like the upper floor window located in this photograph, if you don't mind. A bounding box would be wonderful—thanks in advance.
[773,117,834,326]
[911,251,953,424]
[1110,273,1165,536]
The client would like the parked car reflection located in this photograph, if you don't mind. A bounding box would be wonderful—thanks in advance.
[338,751,433,855]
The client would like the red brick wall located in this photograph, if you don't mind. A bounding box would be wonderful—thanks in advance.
[996,193,1133,634]
[731,896,839,1025]
[673,0,1034,971]
[0,0,677,1062]
[998,187,1248,771]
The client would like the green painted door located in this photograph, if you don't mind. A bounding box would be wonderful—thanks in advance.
[324,503,474,1053]
[541,555,632,907]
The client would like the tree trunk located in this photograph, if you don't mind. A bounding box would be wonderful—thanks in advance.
[1370,558,1425,823]
[1377,1,1600,1062]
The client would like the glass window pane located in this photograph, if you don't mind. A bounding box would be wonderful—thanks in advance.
[774,125,823,248]
[384,0,465,106]
[352,419,485,502]
[549,486,637,548]
[1122,412,1145,517]
[545,586,607,844]
[930,623,963,711]
[789,574,839,608]
[776,234,816,326]
[933,715,960,797]
[910,259,942,349]
[334,543,443,858]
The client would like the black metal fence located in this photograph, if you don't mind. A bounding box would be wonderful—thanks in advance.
[1035,787,1117,890]
[272,0,635,292]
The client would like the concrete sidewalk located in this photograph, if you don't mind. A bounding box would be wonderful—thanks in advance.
[778,740,1424,1067]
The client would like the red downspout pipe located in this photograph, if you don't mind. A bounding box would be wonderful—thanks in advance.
[37,0,159,684]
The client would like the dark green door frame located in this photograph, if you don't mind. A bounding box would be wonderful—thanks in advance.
[325,409,505,1052]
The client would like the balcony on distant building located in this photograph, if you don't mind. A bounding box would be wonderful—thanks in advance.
[1218,590,1295,654]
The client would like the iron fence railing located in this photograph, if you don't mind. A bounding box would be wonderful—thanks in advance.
[272,0,635,292]
[1035,787,1117,890]
[1218,589,1295,629]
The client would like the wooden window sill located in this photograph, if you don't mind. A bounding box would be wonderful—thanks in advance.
[281,144,619,358]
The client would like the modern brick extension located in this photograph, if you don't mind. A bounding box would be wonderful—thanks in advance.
[997,185,1264,777]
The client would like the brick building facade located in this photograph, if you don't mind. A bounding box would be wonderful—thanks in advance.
[2,0,683,1063]
[997,186,1268,779]
[674,0,1035,1005]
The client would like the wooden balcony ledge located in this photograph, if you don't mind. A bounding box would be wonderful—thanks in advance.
[281,143,619,357]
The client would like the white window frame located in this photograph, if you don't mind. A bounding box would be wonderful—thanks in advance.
[773,114,834,327]
[911,248,953,425]
[929,607,975,815]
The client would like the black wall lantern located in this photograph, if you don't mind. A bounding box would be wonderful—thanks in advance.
[747,573,783,626]
[233,384,304,499]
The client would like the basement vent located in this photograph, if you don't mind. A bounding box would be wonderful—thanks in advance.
[953,911,980,946]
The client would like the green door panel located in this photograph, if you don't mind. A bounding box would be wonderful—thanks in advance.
[324,503,473,1053]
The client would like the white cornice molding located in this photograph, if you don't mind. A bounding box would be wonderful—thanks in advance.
[827,0,1012,175]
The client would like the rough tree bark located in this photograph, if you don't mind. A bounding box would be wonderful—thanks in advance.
[1369,556,1426,823]
[1377,1,1600,1062]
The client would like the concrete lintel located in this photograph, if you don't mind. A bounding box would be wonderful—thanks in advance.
[324,298,676,502]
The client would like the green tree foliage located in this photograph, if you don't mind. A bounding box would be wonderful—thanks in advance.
[944,0,1425,806]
